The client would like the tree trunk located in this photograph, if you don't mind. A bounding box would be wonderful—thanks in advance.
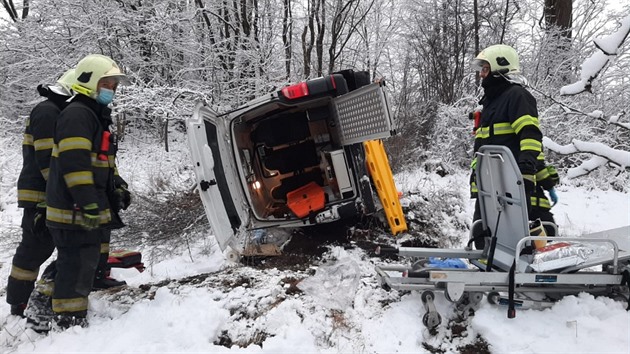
[473,0,480,85]
[543,0,573,83]
[282,0,292,79]
[544,0,572,38]
[301,0,316,79]
[315,0,324,76]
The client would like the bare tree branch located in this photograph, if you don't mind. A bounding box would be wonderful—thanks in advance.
[2,0,17,21]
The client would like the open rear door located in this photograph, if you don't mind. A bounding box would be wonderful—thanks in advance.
[186,102,247,251]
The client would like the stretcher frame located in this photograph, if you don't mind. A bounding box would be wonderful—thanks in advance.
[374,145,630,324]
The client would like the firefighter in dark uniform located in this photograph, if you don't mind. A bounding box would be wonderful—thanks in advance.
[6,71,75,318]
[44,54,130,329]
[469,44,559,249]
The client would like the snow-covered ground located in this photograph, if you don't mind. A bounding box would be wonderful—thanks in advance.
[1,137,629,353]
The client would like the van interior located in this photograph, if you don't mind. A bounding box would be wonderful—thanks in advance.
[232,97,356,220]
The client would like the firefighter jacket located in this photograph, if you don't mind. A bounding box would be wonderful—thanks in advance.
[470,75,556,208]
[17,86,71,208]
[46,94,125,230]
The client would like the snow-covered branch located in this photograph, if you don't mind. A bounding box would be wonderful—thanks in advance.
[565,156,609,179]
[586,110,629,130]
[529,83,629,131]
[560,14,630,95]
[544,137,630,178]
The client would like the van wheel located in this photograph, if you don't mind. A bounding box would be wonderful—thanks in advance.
[225,249,241,263]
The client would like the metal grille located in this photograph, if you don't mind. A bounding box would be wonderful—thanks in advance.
[334,83,394,145]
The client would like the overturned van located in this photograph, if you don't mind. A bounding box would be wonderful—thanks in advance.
[186,70,406,257]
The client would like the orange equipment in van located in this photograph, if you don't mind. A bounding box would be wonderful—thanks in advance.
[287,182,326,218]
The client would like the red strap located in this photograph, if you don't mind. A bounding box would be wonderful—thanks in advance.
[98,131,111,161]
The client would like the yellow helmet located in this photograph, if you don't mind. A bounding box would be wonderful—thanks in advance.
[49,69,76,96]
[72,54,128,98]
[472,44,520,75]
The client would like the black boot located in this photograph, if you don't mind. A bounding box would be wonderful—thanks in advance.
[93,269,126,290]
[10,303,27,317]
[24,280,54,334]
[53,314,88,331]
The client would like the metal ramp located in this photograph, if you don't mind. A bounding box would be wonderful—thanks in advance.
[374,145,630,328]
[334,83,395,145]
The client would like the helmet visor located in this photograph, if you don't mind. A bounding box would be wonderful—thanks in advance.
[471,58,488,70]
[101,66,130,85]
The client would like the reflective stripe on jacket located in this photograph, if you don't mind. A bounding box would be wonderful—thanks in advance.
[46,95,121,230]
[472,83,543,176]
[470,83,547,197]
[17,92,68,208]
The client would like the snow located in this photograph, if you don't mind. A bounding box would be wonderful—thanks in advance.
[1,138,629,353]
[543,137,630,179]
[609,115,630,130]
[560,51,611,95]
[560,14,630,95]
[472,293,629,354]
[594,15,630,55]
[550,139,630,169]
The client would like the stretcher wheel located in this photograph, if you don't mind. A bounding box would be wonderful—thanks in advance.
[422,311,442,329]
[469,292,484,304]
[487,292,500,305]
[421,290,435,304]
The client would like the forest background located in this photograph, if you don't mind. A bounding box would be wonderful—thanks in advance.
[0,0,628,198]
[0,2,629,352]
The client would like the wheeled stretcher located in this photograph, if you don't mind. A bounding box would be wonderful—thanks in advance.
[374,145,630,329]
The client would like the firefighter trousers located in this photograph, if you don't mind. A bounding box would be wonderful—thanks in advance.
[98,229,112,275]
[6,208,55,306]
[49,227,101,318]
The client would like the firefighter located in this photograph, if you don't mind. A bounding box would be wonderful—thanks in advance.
[43,54,130,329]
[469,44,559,249]
[6,70,75,318]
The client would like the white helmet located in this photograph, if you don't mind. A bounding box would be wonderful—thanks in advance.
[472,44,520,75]
[48,69,76,96]
[72,54,128,98]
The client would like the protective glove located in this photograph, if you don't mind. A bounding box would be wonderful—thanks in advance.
[548,187,558,207]
[81,204,100,230]
[32,202,47,233]
[113,185,131,211]
[547,165,560,186]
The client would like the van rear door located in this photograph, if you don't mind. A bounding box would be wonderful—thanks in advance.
[186,102,247,251]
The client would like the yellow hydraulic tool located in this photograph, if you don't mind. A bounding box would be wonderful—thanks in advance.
[363,140,407,235]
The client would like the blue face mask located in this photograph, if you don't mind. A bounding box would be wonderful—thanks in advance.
[96,88,115,105]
